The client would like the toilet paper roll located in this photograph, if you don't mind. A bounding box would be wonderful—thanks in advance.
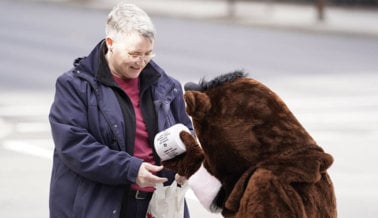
[154,124,190,161]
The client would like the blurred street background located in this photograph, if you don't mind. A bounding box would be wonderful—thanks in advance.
[0,0,377,217]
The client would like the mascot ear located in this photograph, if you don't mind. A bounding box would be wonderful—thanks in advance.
[184,91,211,119]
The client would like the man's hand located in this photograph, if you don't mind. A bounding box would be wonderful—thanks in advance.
[136,163,168,187]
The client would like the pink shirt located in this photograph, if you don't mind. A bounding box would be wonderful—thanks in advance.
[113,76,155,192]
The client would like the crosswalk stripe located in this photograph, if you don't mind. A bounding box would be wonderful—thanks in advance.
[2,140,53,160]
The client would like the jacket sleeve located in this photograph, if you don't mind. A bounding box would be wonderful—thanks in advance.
[49,72,142,185]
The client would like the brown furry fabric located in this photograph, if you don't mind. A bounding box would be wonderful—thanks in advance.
[163,71,337,218]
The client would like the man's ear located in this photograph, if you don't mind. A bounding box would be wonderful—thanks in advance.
[184,91,211,119]
[105,36,114,51]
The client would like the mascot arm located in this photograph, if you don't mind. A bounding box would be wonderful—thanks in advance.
[162,131,204,178]
[233,169,306,218]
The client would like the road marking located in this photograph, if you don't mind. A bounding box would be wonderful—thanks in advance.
[2,140,53,160]
[15,122,50,133]
[0,105,49,117]
[0,118,13,138]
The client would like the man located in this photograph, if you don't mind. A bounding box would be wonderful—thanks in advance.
[49,2,192,217]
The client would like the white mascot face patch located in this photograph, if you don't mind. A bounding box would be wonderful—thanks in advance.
[188,164,222,213]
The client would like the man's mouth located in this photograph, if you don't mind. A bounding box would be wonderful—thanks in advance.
[130,66,141,71]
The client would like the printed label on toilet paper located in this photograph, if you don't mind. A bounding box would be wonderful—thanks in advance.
[154,124,190,161]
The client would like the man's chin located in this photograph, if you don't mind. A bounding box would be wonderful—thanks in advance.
[126,69,142,78]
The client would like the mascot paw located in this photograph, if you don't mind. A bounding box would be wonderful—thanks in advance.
[162,131,204,178]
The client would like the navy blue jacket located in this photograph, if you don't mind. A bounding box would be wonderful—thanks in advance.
[49,40,193,218]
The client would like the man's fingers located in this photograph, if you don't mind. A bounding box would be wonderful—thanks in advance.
[149,174,168,184]
[138,173,168,188]
[144,163,164,173]
[136,163,168,187]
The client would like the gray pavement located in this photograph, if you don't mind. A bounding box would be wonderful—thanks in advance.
[54,0,378,38]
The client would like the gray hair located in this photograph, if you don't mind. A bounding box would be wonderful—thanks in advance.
[105,2,155,41]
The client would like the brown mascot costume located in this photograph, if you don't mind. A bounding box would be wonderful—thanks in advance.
[163,71,337,218]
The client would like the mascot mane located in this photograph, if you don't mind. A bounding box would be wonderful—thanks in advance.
[184,71,248,91]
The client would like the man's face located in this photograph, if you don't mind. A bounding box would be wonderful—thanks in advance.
[106,32,154,79]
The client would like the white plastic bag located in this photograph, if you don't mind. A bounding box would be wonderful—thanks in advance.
[146,181,189,218]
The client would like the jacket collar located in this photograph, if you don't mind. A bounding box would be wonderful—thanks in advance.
[96,41,114,86]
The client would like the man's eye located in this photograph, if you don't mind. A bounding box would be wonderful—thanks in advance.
[128,53,140,57]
